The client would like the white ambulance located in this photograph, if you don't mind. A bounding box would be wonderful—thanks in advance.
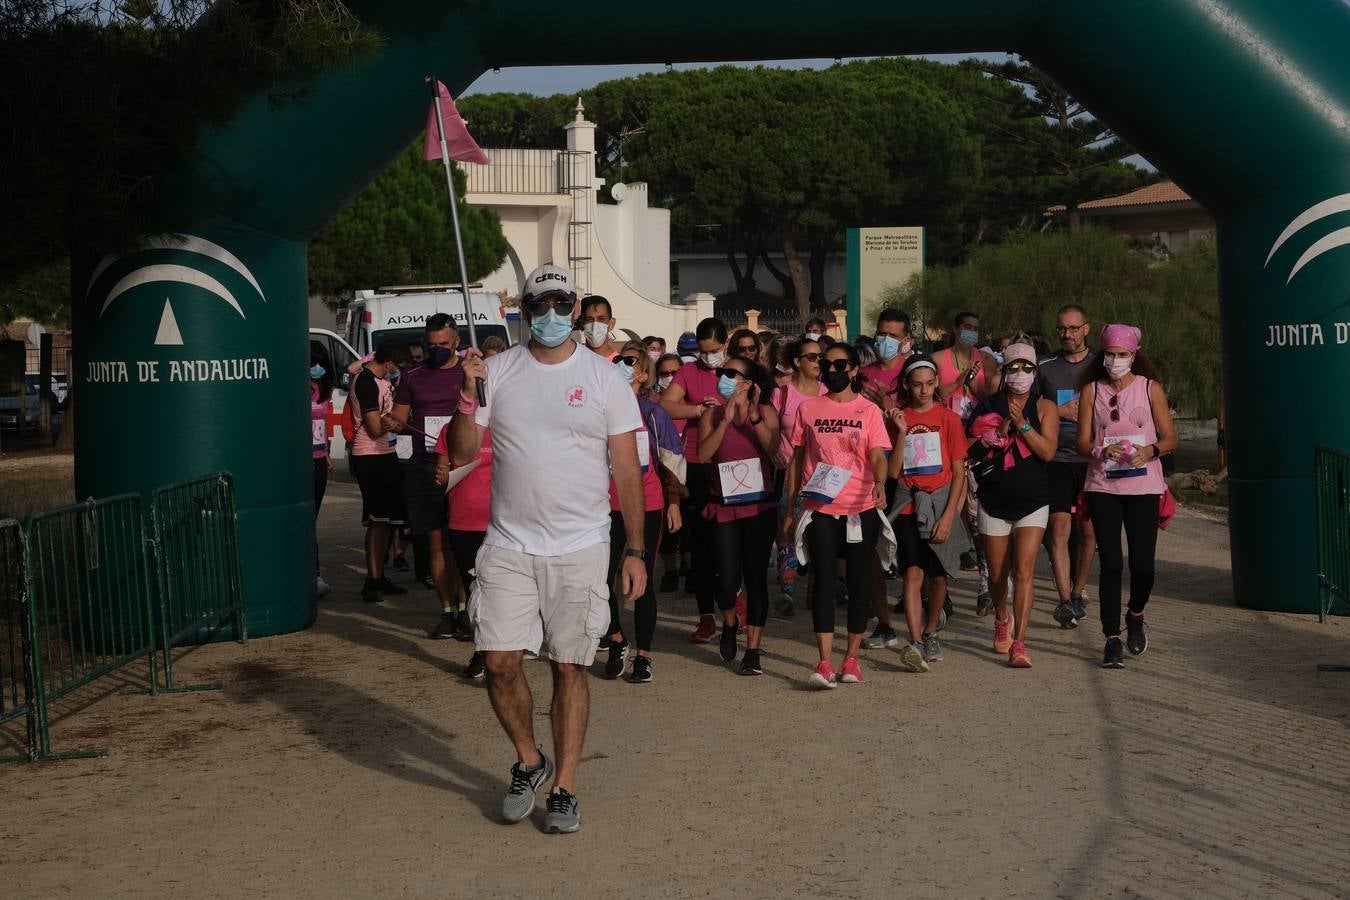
[344,284,513,358]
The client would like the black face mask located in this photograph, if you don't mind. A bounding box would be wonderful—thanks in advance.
[821,370,852,393]
[426,345,455,368]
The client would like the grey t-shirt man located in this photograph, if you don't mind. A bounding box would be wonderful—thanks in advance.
[1037,353,1094,463]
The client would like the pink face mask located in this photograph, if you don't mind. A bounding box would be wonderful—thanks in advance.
[1004,372,1034,394]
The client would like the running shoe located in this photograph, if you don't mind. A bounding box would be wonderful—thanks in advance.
[839,655,864,684]
[690,614,717,644]
[719,621,738,662]
[544,787,581,834]
[360,577,382,604]
[1008,640,1032,668]
[421,575,436,591]
[378,577,407,596]
[429,610,457,639]
[659,570,679,593]
[735,591,748,633]
[391,554,410,572]
[1053,601,1078,629]
[740,648,763,676]
[773,593,795,618]
[892,598,905,615]
[897,642,929,674]
[976,592,993,617]
[1071,593,1088,621]
[598,634,611,651]
[960,550,978,571]
[604,638,630,679]
[808,660,838,689]
[315,576,332,598]
[454,609,474,642]
[501,752,553,823]
[922,632,943,662]
[463,652,486,681]
[861,624,900,650]
[993,614,1014,654]
[1125,611,1149,656]
[628,655,653,684]
[1102,636,1125,669]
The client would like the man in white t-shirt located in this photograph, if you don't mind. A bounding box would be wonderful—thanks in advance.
[447,264,647,835]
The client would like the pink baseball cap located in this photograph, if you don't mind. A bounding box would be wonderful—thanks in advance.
[1002,342,1037,366]
[1100,324,1142,353]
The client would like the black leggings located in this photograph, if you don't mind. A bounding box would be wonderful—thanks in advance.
[713,507,777,628]
[606,510,662,651]
[447,529,485,593]
[1086,492,1160,637]
[806,511,881,635]
[685,463,719,616]
[313,457,328,575]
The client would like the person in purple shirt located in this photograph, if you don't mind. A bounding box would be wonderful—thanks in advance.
[389,313,468,640]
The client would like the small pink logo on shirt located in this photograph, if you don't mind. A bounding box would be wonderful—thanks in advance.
[566,386,586,407]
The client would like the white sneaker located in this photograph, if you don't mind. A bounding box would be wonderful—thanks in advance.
[316,576,332,598]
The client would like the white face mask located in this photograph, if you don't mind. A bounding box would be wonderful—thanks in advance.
[805,331,822,340]
[657,374,674,391]
[1105,355,1134,379]
[647,350,661,362]
[583,322,609,348]
[698,349,726,368]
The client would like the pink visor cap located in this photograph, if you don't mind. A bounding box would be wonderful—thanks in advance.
[1100,324,1142,353]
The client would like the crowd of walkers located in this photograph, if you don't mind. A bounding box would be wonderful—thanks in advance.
[313,263,1176,832]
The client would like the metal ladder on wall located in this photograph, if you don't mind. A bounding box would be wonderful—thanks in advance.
[559,149,592,295]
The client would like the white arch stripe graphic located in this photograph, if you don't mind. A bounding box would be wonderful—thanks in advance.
[86,233,266,302]
[1264,193,1350,267]
[1287,225,1350,283]
[100,265,245,318]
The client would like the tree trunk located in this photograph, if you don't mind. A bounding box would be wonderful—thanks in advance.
[972,216,989,246]
[725,242,747,293]
[781,221,811,328]
[759,249,794,300]
[808,240,828,308]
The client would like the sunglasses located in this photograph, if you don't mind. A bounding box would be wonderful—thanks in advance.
[1108,392,1121,422]
[616,356,640,367]
[733,343,758,355]
[797,352,821,363]
[659,369,680,378]
[523,295,577,317]
[715,368,748,380]
[821,359,853,373]
[1004,362,1037,373]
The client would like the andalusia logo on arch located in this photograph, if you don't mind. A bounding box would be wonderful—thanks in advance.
[1265,195,1350,283]
[86,234,266,346]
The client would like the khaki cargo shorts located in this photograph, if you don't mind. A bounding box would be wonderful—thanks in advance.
[469,542,610,666]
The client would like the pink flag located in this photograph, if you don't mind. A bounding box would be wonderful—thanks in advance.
[423,80,490,165]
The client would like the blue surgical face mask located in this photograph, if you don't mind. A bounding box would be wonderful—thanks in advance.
[426,345,455,368]
[616,360,637,383]
[387,367,401,382]
[309,364,326,380]
[958,327,979,347]
[875,335,901,361]
[716,374,739,400]
[530,309,575,348]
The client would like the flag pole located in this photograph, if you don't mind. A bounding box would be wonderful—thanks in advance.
[428,75,485,404]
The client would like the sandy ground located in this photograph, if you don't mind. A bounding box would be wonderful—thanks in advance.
[4,479,1349,899]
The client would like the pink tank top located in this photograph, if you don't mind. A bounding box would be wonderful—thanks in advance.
[1084,376,1166,495]
[936,347,988,421]
[775,380,818,464]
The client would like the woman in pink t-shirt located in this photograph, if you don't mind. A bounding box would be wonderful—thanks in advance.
[771,337,821,614]
[310,357,334,597]
[435,423,493,682]
[697,355,780,676]
[784,343,892,689]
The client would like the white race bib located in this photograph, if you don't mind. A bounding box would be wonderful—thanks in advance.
[424,414,452,452]
[802,463,853,504]
[903,431,943,476]
[637,434,652,471]
[395,434,413,459]
[718,458,767,505]
[1103,433,1148,478]
[311,418,327,452]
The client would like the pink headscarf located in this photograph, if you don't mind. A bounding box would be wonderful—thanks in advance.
[1100,324,1142,353]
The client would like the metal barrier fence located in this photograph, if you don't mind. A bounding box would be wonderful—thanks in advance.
[1,519,37,761]
[24,494,159,759]
[1314,445,1350,622]
[150,473,247,690]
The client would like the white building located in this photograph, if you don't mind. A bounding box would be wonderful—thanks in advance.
[464,100,711,342]
[671,251,849,304]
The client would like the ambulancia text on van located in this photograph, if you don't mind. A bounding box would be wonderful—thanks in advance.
[345,285,512,357]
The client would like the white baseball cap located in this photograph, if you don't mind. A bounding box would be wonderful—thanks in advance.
[521,264,576,302]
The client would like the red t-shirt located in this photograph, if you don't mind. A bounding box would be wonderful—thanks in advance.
[435,424,493,533]
[895,404,968,508]
[791,395,892,516]
[670,361,718,463]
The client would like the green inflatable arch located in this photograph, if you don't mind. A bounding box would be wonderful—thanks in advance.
[76,0,1350,635]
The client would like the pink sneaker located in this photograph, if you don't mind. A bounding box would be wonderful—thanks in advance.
[1008,640,1032,668]
[839,655,864,684]
[808,660,837,689]
[993,614,1014,654]
[690,614,717,644]
[735,591,747,633]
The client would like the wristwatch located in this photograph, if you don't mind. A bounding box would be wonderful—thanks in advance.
[1018,422,1033,433]
[624,548,650,561]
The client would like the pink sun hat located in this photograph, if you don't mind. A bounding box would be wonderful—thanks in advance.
[1100,324,1142,353]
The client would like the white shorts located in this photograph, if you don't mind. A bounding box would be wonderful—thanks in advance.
[978,504,1050,538]
[469,542,610,666]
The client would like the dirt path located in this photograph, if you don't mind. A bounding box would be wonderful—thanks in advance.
[4,482,1349,898]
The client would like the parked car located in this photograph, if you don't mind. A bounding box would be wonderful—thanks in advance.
[0,374,63,427]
